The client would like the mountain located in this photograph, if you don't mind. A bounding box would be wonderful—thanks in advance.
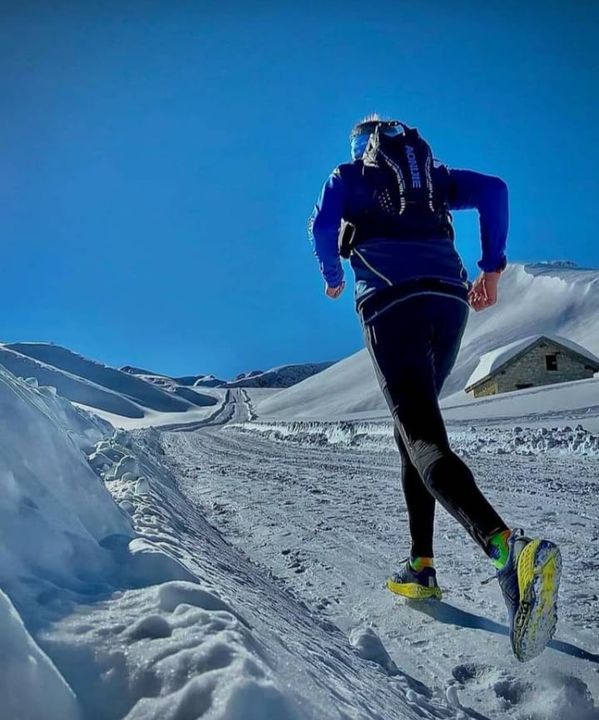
[192,374,228,387]
[120,365,164,377]
[225,361,335,388]
[0,343,220,427]
[125,361,337,389]
[0,343,334,428]
[256,262,599,420]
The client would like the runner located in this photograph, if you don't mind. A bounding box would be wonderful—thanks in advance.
[308,114,561,661]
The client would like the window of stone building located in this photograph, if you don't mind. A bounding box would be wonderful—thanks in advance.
[516,383,534,389]
[545,354,558,371]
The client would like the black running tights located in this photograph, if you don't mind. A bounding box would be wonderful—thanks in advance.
[362,294,508,558]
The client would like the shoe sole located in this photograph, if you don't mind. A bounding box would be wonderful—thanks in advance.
[386,578,442,600]
[513,539,561,662]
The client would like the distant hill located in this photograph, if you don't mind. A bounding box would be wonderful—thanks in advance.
[225,362,335,388]
[0,343,219,424]
[121,362,335,389]
[0,343,334,427]
[120,365,165,377]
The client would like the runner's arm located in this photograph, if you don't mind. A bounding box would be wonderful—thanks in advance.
[308,169,346,288]
[447,168,508,273]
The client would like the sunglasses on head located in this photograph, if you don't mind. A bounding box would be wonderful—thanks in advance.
[350,120,403,139]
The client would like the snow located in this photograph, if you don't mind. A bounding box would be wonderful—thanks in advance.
[0,343,333,429]
[0,366,131,622]
[0,377,597,718]
[349,625,400,676]
[0,370,464,719]
[465,334,599,390]
[0,342,222,429]
[442,376,599,431]
[164,400,599,719]
[124,361,335,390]
[257,263,599,421]
[0,589,80,720]
[227,418,599,456]
[225,361,335,388]
[255,349,380,420]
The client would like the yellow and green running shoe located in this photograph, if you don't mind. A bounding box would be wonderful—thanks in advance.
[386,559,442,600]
[497,529,562,662]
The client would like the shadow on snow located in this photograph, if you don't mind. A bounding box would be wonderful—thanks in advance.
[405,599,599,664]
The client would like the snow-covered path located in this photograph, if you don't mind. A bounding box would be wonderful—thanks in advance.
[162,391,599,720]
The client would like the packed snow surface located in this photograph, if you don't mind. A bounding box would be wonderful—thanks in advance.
[163,393,599,720]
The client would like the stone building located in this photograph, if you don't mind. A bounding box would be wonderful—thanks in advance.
[465,335,599,398]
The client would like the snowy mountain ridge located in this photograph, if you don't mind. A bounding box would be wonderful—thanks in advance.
[0,342,221,429]
[122,361,336,389]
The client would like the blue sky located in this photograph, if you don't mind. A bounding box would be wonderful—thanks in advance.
[2,1,597,377]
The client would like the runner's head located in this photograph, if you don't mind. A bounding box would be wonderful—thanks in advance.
[350,114,403,159]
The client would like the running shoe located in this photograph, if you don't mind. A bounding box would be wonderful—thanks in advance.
[497,529,562,662]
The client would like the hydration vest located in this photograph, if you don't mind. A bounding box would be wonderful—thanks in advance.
[339,124,454,258]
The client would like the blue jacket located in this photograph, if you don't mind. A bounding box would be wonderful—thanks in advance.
[309,159,508,311]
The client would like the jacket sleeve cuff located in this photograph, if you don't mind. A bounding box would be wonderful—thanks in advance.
[478,256,507,273]
[324,262,344,287]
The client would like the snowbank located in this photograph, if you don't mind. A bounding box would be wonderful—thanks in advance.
[226,419,599,456]
[441,375,599,431]
[0,589,80,720]
[0,366,131,623]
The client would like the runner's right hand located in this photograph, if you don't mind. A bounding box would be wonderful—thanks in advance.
[469,272,500,311]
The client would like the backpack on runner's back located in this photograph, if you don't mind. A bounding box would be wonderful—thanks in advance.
[338,123,453,258]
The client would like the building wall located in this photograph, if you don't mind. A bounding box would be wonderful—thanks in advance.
[472,380,498,398]
[471,339,597,398]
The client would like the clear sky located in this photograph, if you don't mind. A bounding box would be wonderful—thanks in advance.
[2,1,598,377]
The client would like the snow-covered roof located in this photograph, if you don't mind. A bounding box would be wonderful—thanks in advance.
[465,335,599,390]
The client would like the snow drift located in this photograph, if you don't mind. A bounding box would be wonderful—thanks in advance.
[0,367,130,623]
[0,342,220,427]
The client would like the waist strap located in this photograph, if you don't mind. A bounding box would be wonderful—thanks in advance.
[359,278,470,323]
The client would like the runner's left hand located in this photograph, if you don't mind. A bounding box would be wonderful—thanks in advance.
[326,282,345,299]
